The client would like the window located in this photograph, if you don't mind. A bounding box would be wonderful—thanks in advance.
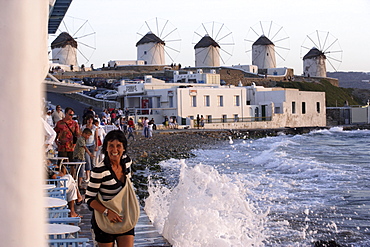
[169,96,173,108]
[222,114,227,123]
[247,100,251,105]
[234,95,240,106]
[207,115,212,123]
[316,102,321,113]
[218,95,224,107]
[302,102,306,114]
[234,114,239,122]
[144,51,147,55]
[191,96,197,107]
[292,102,296,114]
[275,107,281,114]
[204,95,210,107]
[156,97,161,108]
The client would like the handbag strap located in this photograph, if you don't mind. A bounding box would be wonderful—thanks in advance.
[64,121,76,137]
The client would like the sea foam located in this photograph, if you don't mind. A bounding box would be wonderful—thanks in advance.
[145,160,267,247]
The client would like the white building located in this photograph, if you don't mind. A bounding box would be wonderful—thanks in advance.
[136,32,165,65]
[252,35,277,69]
[303,47,327,77]
[108,60,145,67]
[173,69,219,84]
[51,32,78,70]
[118,73,326,129]
[194,35,220,67]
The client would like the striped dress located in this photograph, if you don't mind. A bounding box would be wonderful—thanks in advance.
[85,155,132,206]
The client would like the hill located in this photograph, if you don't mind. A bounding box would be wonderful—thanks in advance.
[275,79,364,107]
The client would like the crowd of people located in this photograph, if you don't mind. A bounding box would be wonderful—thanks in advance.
[43,105,145,247]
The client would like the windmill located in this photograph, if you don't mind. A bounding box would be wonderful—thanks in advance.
[193,21,234,67]
[301,30,343,77]
[245,21,290,70]
[136,17,181,65]
[48,16,96,71]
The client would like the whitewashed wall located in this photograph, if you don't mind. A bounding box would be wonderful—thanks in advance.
[195,47,220,67]
[137,43,165,65]
[0,1,48,246]
[52,45,78,67]
[252,44,276,69]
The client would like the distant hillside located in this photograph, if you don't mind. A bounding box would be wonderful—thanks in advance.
[327,71,370,89]
[275,79,363,107]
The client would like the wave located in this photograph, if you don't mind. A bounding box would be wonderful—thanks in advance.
[145,161,267,247]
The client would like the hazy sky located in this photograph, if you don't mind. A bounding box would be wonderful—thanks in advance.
[56,0,370,75]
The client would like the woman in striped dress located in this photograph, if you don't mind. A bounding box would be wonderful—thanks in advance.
[85,130,134,247]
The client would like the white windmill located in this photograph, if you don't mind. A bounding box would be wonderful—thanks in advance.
[49,16,96,71]
[136,18,181,65]
[301,30,343,77]
[193,21,234,67]
[245,21,290,70]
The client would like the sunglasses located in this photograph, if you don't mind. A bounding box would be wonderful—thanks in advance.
[68,113,74,116]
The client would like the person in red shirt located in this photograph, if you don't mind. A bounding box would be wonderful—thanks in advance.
[54,107,81,161]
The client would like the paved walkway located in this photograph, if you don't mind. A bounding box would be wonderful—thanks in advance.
[76,202,171,246]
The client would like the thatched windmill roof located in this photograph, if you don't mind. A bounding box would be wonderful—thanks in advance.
[136,32,165,46]
[194,35,220,49]
[51,32,77,49]
[253,35,274,46]
[303,47,326,60]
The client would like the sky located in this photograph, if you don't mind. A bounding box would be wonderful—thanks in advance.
[55,0,370,75]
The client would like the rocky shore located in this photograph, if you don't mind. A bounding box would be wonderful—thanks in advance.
[126,126,333,203]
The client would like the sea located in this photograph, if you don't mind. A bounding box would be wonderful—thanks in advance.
[144,127,370,247]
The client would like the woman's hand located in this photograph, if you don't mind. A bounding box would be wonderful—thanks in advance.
[107,209,123,223]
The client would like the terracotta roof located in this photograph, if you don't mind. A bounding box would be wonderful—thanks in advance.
[253,35,274,46]
[194,35,220,49]
[303,47,326,60]
[136,32,165,46]
[51,32,77,49]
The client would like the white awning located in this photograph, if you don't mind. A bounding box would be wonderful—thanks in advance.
[44,73,94,93]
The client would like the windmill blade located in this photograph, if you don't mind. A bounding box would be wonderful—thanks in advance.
[259,21,265,36]
[267,21,273,38]
[322,31,329,51]
[136,32,145,37]
[326,57,337,72]
[270,26,283,41]
[275,45,290,50]
[301,45,312,50]
[214,23,224,41]
[72,20,88,37]
[74,32,96,40]
[61,20,70,34]
[245,49,252,53]
[274,36,289,44]
[250,26,260,37]
[145,21,152,33]
[217,31,233,43]
[202,23,209,35]
[220,47,232,57]
[77,48,89,63]
[325,55,342,63]
[244,39,255,43]
[307,35,320,51]
[165,45,180,53]
[160,19,169,38]
[194,31,204,39]
[163,48,175,63]
[217,48,225,64]
[162,27,177,40]
[165,39,182,43]
[219,43,235,46]
[78,41,96,50]
[156,17,159,37]
[275,49,286,61]
[323,38,339,53]
[316,30,322,50]
[325,50,343,54]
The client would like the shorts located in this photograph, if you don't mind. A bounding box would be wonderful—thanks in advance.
[92,214,135,243]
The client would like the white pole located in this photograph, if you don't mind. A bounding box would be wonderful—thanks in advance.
[0,1,48,246]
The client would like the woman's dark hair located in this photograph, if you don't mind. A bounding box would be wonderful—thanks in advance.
[102,130,128,168]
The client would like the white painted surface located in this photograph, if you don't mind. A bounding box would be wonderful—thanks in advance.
[137,43,165,65]
[0,1,48,246]
[252,44,276,69]
[195,47,220,67]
